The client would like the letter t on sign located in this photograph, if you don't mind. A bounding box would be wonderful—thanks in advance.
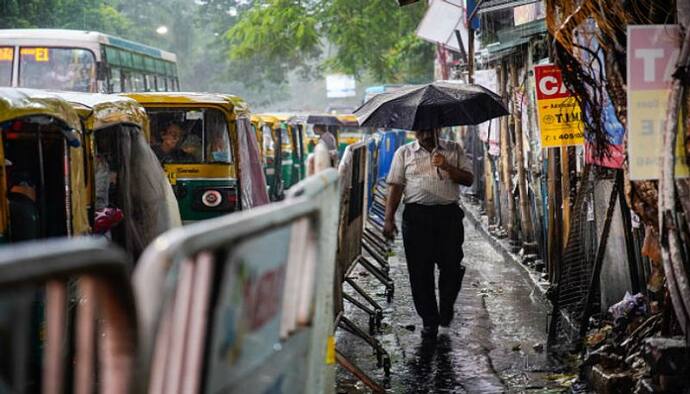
[634,49,664,82]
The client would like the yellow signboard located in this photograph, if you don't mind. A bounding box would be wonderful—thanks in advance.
[534,64,584,148]
[20,47,49,62]
[0,48,13,62]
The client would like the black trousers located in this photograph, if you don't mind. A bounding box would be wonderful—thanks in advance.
[402,203,465,328]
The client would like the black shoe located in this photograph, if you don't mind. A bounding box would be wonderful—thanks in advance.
[420,326,438,340]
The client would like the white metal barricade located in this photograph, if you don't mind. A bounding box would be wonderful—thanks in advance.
[133,169,340,394]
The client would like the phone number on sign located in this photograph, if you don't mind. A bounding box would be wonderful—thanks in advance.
[544,132,584,141]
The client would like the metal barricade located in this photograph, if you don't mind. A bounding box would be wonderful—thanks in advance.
[335,141,394,391]
[133,169,340,394]
[0,238,136,394]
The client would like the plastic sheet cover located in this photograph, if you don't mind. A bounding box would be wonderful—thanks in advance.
[96,125,181,258]
[236,118,269,208]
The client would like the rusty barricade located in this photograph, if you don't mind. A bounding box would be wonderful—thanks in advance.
[133,169,340,394]
[0,238,137,394]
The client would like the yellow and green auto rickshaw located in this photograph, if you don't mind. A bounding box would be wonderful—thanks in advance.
[252,114,285,200]
[54,91,181,258]
[271,113,307,189]
[125,92,269,222]
[0,88,90,243]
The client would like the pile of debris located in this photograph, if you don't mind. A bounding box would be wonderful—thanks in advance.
[580,293,689,393]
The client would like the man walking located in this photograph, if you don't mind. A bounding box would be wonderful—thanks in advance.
[383,129,473,340]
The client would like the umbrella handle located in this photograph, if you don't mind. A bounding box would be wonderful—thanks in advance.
[433,130,443,180]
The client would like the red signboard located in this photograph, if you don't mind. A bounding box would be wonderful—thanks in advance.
[534,65,571,100]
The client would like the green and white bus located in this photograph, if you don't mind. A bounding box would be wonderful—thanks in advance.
[0,29,179,93]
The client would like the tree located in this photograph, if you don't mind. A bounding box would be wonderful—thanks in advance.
[225,0,433,86]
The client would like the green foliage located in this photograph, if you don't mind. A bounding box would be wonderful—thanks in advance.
[226,0,433,86]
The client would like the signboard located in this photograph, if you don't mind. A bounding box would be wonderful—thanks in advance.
[19,47,49,62]
[326,74,356,98]
[0,47,12,62]
[627,25,689,180]
[534,64,584,147]
[474,69,500,155]
[206,226,290,392]
[514,1,545,26]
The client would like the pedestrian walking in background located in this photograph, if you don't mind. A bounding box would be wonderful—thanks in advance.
[383,128,474,340]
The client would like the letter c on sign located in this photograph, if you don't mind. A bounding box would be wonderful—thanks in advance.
[539,76,559,96]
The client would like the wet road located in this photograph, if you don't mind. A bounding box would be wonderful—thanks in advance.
[336,217,568,393]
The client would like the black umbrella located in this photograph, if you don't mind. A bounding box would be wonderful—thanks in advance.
[354,81,508,130]
[306,114,343,126]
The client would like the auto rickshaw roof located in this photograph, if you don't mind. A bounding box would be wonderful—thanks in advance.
[0,88,82,132]
[253,114,280,126]
[123,92,250,119]
[51,91,148,131]
[336,114,359,127]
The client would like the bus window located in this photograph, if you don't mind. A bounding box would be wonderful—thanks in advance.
[122,71,133,92]
[145,74,156,91]
[0,47,12,86]
[109,67,122,93]
[19,47,96,92]
[156,76,166,92]
[132,73,145,92]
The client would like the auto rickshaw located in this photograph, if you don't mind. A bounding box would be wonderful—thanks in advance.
[0,88,89,242]
[124,92,269,222]
[272,113,307,189]
[252,114,286,200]
[0,88,91,391]
[54,91,181,258]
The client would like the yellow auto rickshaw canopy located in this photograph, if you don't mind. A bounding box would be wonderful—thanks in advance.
[123,92,250,120]
[52,91,148,132]
[336,114,359,127]
[253,114,280,128]
[0,87,82,133]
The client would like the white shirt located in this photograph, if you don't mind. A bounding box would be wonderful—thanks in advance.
[386,139,472,205]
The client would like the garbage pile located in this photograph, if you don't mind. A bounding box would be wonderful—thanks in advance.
[580,292,689,393]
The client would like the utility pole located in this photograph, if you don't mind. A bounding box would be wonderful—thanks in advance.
[499,61,516,242]
[510,58,536,258]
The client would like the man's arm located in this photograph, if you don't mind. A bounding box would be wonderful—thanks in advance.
[443,163,474,186]
[383,183,403,240]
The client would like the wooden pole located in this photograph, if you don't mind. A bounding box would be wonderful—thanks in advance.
[547,148,562,283]
[501,61,517,243]
[511,58,535,248]
[560,146,571,246]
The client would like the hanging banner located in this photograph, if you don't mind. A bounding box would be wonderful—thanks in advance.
[474,69,500,155]
[627,25,689,180]
[534,64,584,148]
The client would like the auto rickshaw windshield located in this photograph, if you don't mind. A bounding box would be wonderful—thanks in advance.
[147,108,233,165]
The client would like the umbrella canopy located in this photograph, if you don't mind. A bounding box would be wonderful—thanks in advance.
[354,81,508,130]
[306,114,343,126]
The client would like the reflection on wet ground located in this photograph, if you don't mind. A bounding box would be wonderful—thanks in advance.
[336,219,574,393]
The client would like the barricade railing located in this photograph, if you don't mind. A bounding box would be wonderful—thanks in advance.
[334,140,395,391]
[0,238,136,394]
[133,169,341,394]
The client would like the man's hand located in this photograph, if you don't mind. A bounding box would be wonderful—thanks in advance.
[431,152,449,170]
[383,219,398,240]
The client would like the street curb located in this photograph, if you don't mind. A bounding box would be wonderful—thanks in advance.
[459,199,551,305]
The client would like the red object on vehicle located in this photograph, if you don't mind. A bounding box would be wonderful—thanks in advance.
[94,207,124,234]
